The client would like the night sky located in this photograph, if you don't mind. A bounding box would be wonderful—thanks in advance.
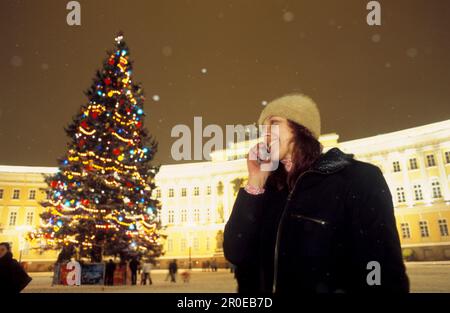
[1,0,449,167]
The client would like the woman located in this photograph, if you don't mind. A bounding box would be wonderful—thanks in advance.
[223,93,409,293]
[0,242,32,293]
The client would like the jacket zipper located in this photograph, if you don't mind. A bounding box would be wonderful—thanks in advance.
[272,166,345,293]
[291,213,329,226]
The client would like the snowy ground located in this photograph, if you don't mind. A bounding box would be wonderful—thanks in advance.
[23,262,450,293]
[24,269,237,293]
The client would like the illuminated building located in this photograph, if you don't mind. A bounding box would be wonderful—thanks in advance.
[1,119,450,270]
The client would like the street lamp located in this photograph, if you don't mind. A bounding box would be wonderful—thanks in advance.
[189,246,192,270]
[188,232,193,270]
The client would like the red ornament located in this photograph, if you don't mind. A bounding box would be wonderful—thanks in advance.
[81,121,88,128]
[113,148,120,155]
[91,112,98,119]
[78,139,85,147]
[51,180,58,188]
[82,199,89,206]
[119,99,125,105]
[104,77,111,85]
[108,58,115,65]
[136,121,142,128]
[126,181,132,187]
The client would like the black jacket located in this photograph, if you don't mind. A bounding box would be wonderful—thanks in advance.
[223,147,409,293]
[0,252,32,293]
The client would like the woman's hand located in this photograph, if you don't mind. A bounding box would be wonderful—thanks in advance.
[247,142,272,188]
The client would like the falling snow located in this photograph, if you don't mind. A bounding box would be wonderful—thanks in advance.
[371,34,381,43]
[283,11,295,23]
[201,68,208,74]
[152,95,160,102]
[10,55,23,67]
[406,48,418,58]
[162,46,173,57]
[261,100,268,106]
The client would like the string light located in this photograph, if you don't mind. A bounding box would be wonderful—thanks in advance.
[28,33,162,260]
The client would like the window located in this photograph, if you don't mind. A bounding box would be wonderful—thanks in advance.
[26,211,34,225]
[409,158,418,170]
[0,189,3,199]
[396,187,406,203]
[413,184,423,201]
[181,209,187,223]
[445,151,450,164]
[426,154,436,167]
[439,219,449,237]
[167,239,173,252]
[168,188,174,198]
[181,188,187,197]
[400,223,411,239]
[393,161,401,173]
[9,211,18,226]
[168,209,174,224]
[194,208,200,222]
[193,237,199,251]
[206,208,211,222]
[431,181,442,199]
[12,189,20,199]
[206,186,211,195]
[180,238,187,251]
[419,221,430,238]
[156,189,161,198]
[29,190,36,200]
[193,186,200,196]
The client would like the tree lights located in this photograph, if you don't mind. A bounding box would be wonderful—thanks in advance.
[30,33,163,262]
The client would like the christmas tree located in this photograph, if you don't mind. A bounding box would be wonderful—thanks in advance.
[31,33,163,263]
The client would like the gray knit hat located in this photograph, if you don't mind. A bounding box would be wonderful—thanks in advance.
[258,93,321,139]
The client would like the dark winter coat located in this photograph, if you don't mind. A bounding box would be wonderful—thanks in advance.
[169,262,178,274]
[0,252,32,293]
[129,259,139,272]
[105,261,116,275]
[223,147,409,293]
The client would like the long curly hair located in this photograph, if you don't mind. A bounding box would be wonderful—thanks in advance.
[266,120,323,191]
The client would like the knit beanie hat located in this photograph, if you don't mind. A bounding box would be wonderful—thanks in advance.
[258,93,321,139]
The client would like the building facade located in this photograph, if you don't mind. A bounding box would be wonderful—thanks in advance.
[155,119,450,265]
[0,166,58,271]
[1,119,450,271]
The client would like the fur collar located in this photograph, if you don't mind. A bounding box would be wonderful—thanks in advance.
[311,147,354,174]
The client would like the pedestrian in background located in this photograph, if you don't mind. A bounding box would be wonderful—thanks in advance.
[141,260,153,285]
[129,257,139,285]
[168,259,178,283]
[104,259,116,286]
[0,242,32,293]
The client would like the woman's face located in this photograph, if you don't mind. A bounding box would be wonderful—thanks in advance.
[0,245,9,258]
[262,116,294,161]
